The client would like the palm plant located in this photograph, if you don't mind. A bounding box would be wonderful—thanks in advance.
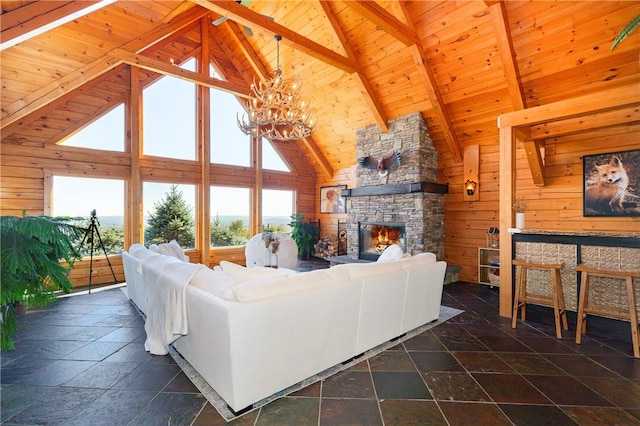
[611,15,640,50]
[1,214,83,350]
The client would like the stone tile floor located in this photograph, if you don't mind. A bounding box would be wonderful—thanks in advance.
[2,261,639,425]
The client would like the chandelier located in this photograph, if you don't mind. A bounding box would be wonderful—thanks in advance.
[238,35,316,141]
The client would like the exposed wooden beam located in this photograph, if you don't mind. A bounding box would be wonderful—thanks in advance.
[319,1,388,132]
[343,1,420,47]
[0,0,114,50]
[522,140,545,186]
[397,2,463,163]
[191,0,355,74]
[116,49,248,97]
[301,135,334,178]
[489,1,526,110]
[225,22,270,82]
[1,6,209,130]
[498,125,516,318]
[409,45,463,163]
[498,83,640,128]
[529,105,640,139]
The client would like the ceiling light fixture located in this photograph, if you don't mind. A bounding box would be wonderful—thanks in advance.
[238,35,316,141]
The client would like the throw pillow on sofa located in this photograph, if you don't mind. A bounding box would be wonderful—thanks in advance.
[376,244,405,263]
[219,261,292,283]
[158,239,188,261]
[399,252,437,269]
[189,265,238,301]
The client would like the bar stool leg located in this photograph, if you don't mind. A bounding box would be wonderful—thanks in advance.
[625,276,640,359]
[575,271,590,344]
[512,266,524,329]
[555,268,569,331]
[550,268,565,338]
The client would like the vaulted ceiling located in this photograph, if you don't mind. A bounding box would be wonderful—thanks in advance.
[2,1,638,178]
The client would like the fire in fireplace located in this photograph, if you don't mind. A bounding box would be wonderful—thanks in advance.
[358,222,406,261]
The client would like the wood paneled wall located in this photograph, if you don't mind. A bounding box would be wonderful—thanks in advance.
[443,122,639,284]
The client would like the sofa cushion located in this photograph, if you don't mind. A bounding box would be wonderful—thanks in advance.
[399,252,437,269]
[219,261,292,283]
[158,240,187,261]
[376,244,404,263]
[233,269,331,302]
[128,244,156,261]
[189,265,237,301]
[149,244,160,253]
[331,261,400,280]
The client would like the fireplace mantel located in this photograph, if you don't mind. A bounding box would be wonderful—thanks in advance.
[341,181,448,198]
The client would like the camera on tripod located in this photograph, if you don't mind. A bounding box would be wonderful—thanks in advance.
[78,208,117,292]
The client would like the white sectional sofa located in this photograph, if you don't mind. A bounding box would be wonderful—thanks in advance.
[122,244,447,413]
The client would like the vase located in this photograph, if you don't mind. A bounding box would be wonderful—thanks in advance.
[263,247,271,267]
[271,252,278,268]
[515,212,526,230]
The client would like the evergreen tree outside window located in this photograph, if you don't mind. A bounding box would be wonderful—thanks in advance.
[144,183,195,248]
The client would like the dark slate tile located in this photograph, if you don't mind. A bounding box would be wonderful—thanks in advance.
[113,363,181,392]
[62,340,128,361]
[578,376,640,409]
[321,370,376,399]
[319,398,382,426]
[409,351,465,372]
[372,371,432,400]
[524,375,613,406]
[379,400,447,425]
[4,387,105,425]
[64,389,156,426]
[254,396,319,425]
[453,351,515,373]
[8,339,88,360]
[1,357,53,384]
[499,403,578,426]
[128,391,207,425]
[290,381,321,397]
[402,331,447,351]
[104,341,156,363]
[97,326,145,343]
[587,355,640,380]
[562,406,640,425]
[63,361,140,389]
[163,370,200,393]
[437,333,490,352]
[475,335,534,353]
[18,359,96,386]
[472,373,551,404]
[497,352,567,376]
[423,371,490,402]
[368,350,417,372]
[438,401,512,426]
[544,354,619,377]
[0,384,54,422]
[517,336,578,354]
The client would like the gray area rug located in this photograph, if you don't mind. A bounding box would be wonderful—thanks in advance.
[168,305,463,422]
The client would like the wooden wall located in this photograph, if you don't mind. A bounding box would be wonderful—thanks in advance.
[443,121,639,284]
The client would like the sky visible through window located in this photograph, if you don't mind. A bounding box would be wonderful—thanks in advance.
[58,61,292,220]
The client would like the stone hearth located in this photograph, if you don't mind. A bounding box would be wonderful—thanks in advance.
[344,112,446,260]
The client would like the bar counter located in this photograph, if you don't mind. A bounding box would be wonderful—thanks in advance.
[511,229,639,313]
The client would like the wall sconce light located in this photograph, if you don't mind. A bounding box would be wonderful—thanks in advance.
[465,180,477,196]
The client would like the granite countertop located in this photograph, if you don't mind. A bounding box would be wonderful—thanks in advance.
[513,229,640,238]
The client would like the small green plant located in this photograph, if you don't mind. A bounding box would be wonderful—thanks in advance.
[611,15,640,50]
[289,214,320,259]
[1,214,83,350]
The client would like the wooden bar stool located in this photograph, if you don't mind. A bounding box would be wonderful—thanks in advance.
[512,260,568,338]
[575,265,640,358]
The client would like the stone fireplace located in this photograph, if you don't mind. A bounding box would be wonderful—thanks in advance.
[343,112,447,260]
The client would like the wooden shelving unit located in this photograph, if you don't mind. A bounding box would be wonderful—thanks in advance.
[478,247,500,287]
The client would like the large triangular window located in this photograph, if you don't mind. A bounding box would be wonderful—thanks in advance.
[59,104,124,151]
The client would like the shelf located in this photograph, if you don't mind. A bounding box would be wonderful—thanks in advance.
[478,247,500,287]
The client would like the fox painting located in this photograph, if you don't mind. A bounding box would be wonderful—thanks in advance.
[585,155,629,214]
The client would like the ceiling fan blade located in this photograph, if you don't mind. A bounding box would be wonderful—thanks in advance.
[212,16,227,26]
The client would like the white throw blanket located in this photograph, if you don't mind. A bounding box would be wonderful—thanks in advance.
[142,255,198,355]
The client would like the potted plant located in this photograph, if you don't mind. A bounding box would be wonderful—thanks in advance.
[1,213,83,350]
[289,214,320,259]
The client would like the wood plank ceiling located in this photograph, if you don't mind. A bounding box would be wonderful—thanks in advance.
[1,0,639,178]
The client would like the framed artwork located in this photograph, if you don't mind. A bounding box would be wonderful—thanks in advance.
[320,185,347,214]
[583,149,640,217]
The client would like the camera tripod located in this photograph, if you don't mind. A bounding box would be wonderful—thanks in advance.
[78,210,117,293]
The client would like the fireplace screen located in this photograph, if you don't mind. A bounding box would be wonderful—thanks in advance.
[358,222,406,261]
